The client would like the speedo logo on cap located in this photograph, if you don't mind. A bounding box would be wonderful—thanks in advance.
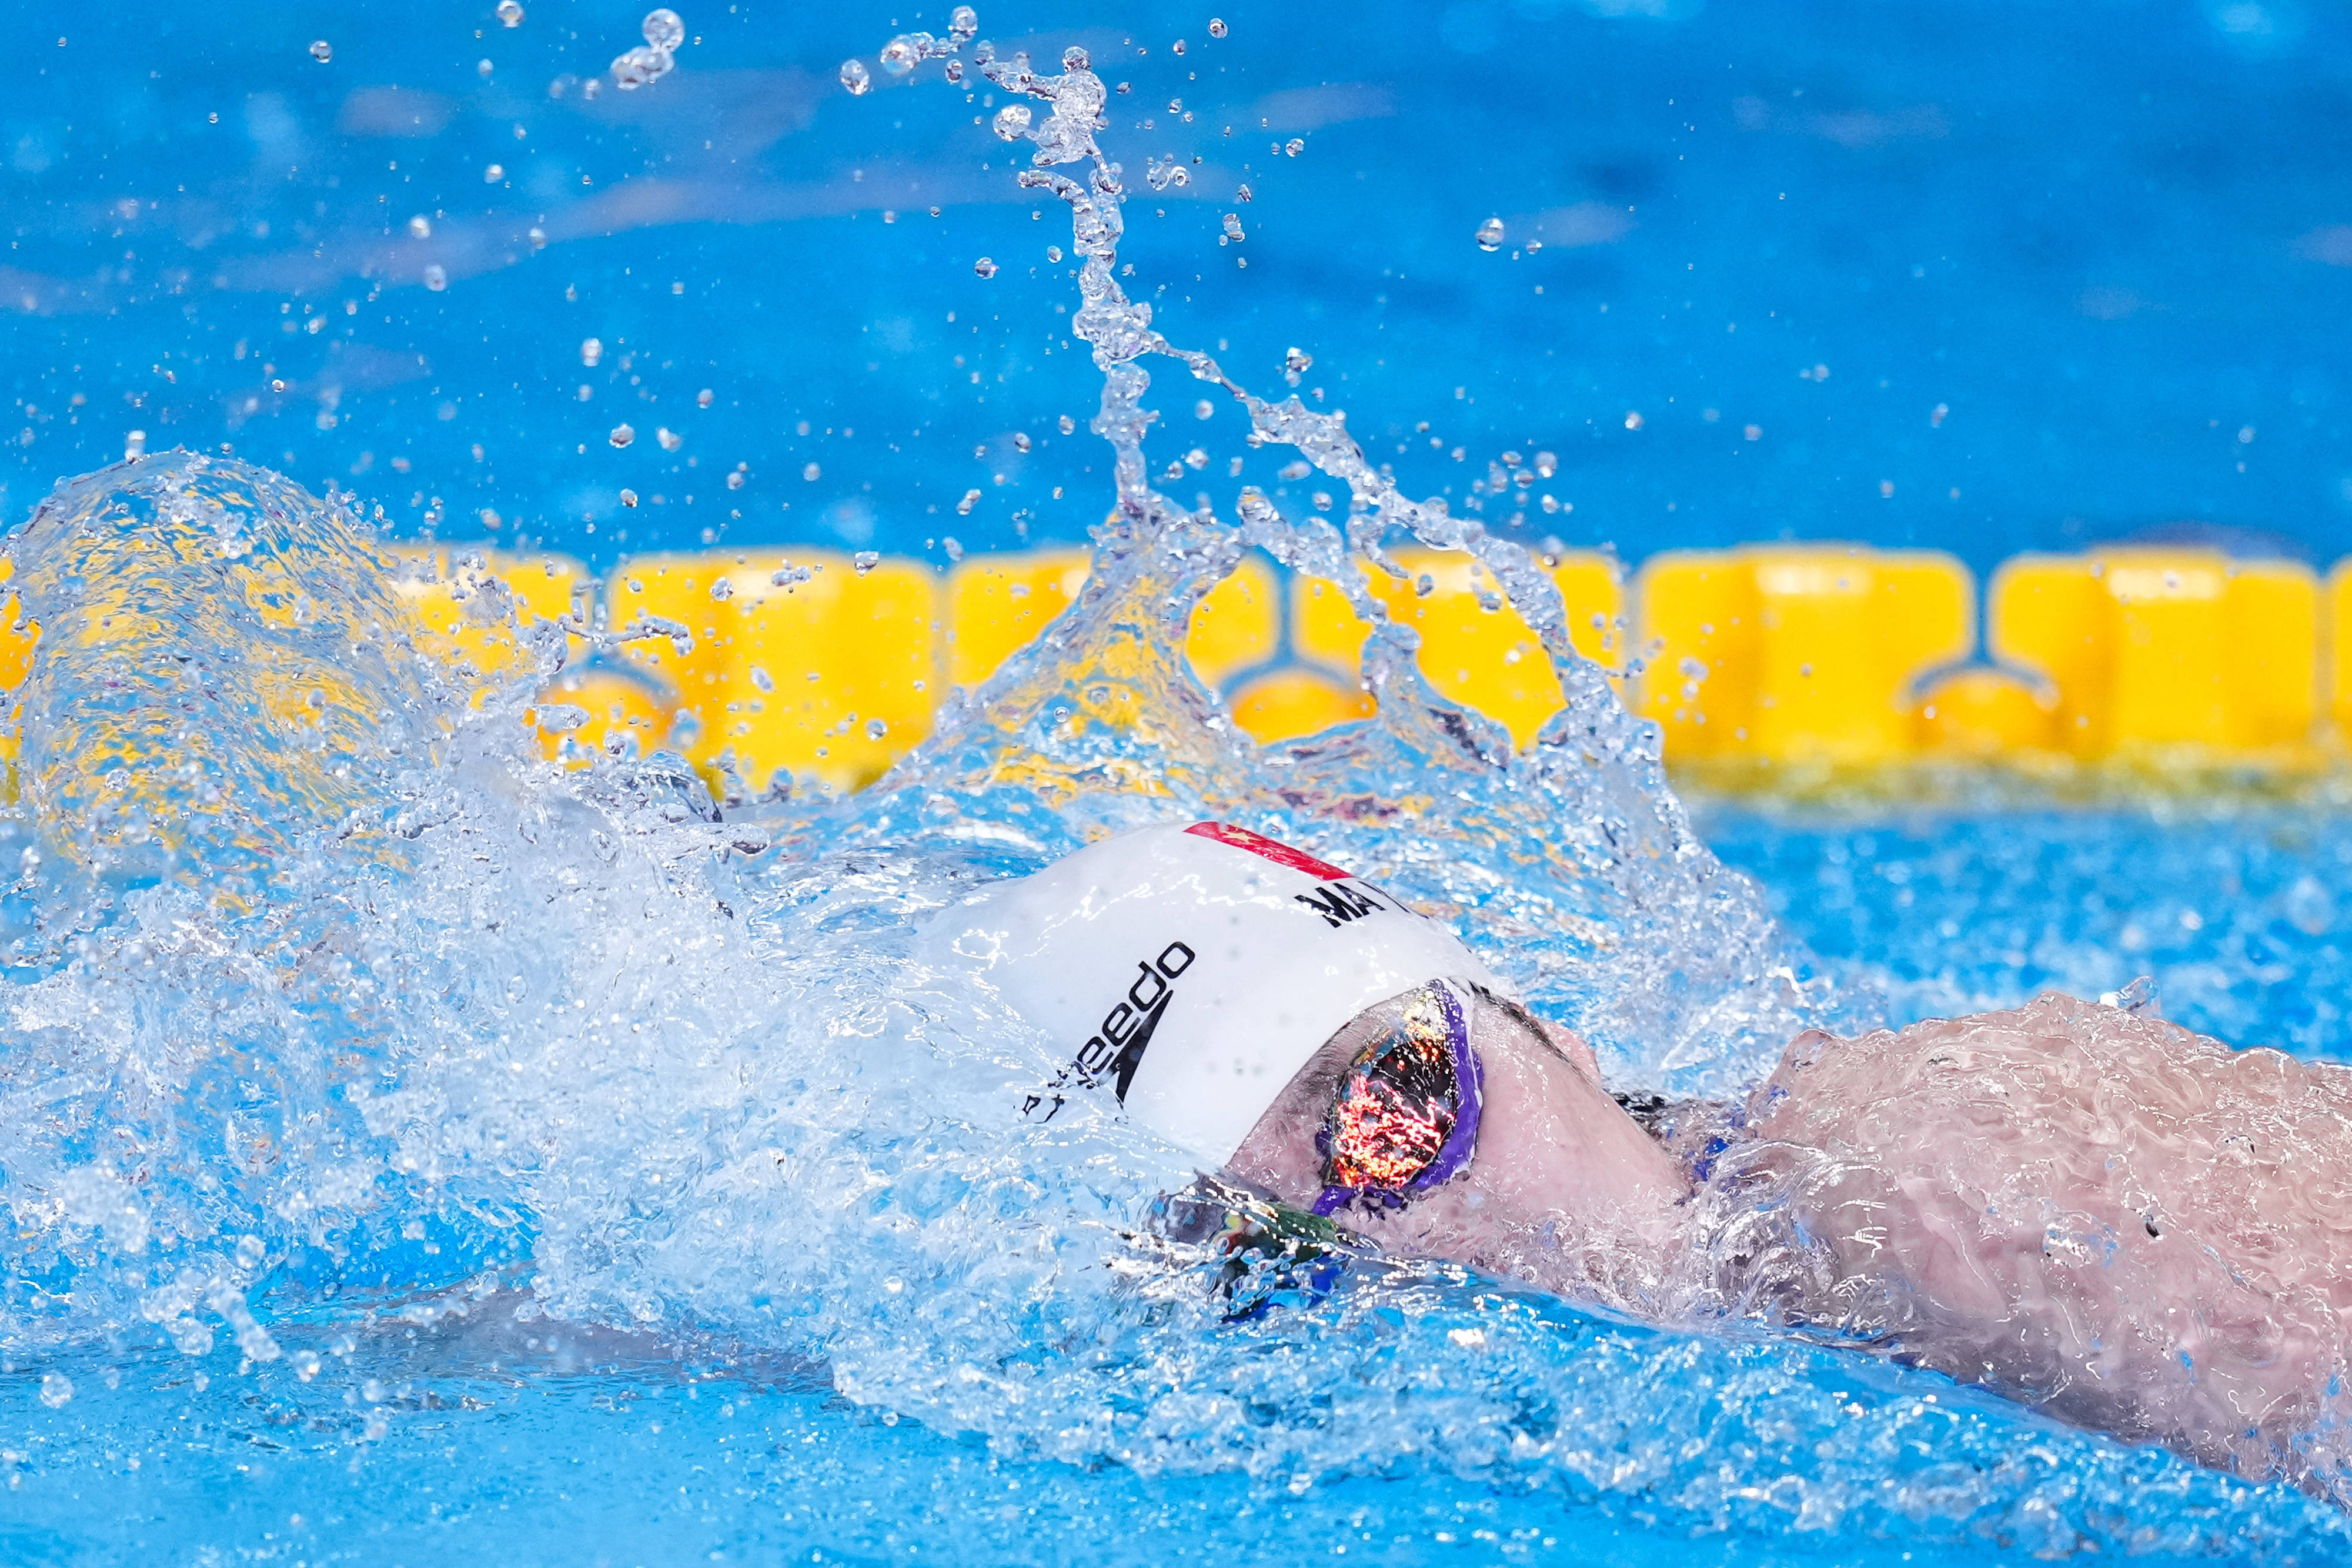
[1020,940,1196,1123]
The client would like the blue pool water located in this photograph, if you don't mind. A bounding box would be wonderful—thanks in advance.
[8,4,2352,1565]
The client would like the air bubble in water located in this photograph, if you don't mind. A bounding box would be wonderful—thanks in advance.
[853,550,881,576]
[973,256,998,279]
[1172,39,1187,55]
[1283,346,1312,376]
[1045,245,1063,263]
[750,666,774,693]
[948,6,978,41]
[1535,450,1558,479]
[1058,414,1076,434]
[942,536,965,562]
[956,488,981,514]
[1475,216,1505,252]
[1221,213,1244,242]
[309,40,332,63]
[609,423,636,449]
[423,264,448,291]
[840,59,872,95]
[581,337,603,367]
[642,8,685,51]
[656,427,683,452]
[497,0,525,24]
[1208,17,1228,37]
[620,488,640,506]
[1062,45,1088,69]
[993,103,1032,141]
[484,163,505,182]
[408,215,432,239]
[802,462,821,481]
[710,577,734,601]
[1194,399,1214,420]
[39,1372,72,1408]
[866,717,889,741]
[1013,432,1033,452]
[1284,137,1305,156]
[613,45,674,89]
[1235,183,1252,203]
[697,388,714,406]
[880,35,923,75]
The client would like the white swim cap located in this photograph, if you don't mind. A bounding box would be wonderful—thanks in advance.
[932,821,1511,1165]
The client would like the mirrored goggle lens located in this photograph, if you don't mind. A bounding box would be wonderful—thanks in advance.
[1315,981,1481,1213]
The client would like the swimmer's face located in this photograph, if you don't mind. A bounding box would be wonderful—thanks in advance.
[1225,989,1689,1292]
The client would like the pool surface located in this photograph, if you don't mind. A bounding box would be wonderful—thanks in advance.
[6,2,2352,1564]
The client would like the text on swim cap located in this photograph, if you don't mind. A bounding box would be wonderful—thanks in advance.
[1020,941,1197,1123]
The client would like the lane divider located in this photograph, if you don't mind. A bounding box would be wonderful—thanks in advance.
[6,542,2341,797]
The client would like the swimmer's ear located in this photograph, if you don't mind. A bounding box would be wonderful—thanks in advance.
[1538,1018,1603,1084]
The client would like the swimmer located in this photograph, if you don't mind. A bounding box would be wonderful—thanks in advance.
[933,821,2352,1496]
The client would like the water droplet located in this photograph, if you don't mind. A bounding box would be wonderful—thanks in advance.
[642,8,685,51]
[697,388,714,407]
[709,577,734,601]
[992,103,1032,141]
[39,1372,73,1408]
[840,58,871,95]
[1194,399,1214,420]
[483,162,505,183]
[497,0,526,25]
[1221,213,1244,241]
[1208,17,1228,37]
[725,470,745,489]
[949,6,979,41]
[853,550,881,575]
[1284,138,1305,156]
[620,487,640,506]
[309,39,332,62]
[880,35,922,75]
[656,426,683,452]
[973,256,998,279]
[1058,414,1077,434]
[750,666,775,693]
[1062,45,1089,69]
[613,44,674,89]
[1623,411,1643,430]
[423,264,448,291]
[866,717,890,741]
[407,215,432,239]
[581,337,603,367]
[1475,216,1505,252]
[802,462,821,481]
[1534,450,1557,478]
[1172,39,1187,55]
[1235,182,1252,203]
[956,488,981,514]
[1283,346,1312,375]
[609,423,636,448]
[943,536,965,562]
[1184,447,1208,469]
[1013,432,1033,452]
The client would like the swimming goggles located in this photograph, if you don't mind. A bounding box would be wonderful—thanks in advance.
[1312,979,1484,1217]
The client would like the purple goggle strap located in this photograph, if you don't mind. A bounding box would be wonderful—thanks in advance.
[1311,979,1484,1217]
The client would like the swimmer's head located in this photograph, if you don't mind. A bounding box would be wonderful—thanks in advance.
[935,821,1690,1288]
[931,821,1509,1165]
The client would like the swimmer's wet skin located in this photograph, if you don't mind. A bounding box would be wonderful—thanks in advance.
[934,822,2352,1499]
